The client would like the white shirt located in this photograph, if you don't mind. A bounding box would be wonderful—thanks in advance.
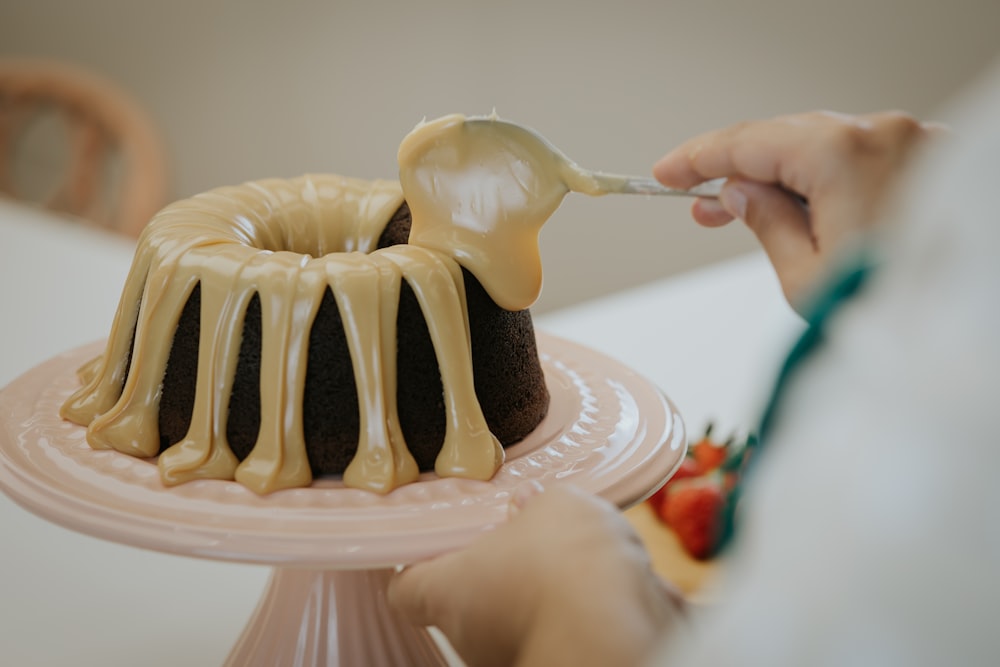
[653,60,1000,666]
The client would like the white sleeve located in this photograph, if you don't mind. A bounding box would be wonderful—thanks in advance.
[649,59,1000,667]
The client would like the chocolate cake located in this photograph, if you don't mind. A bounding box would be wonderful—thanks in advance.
[60,175,550,494]
[156,203,548,476]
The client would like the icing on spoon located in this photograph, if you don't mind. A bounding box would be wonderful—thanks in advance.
[397,114,719,311]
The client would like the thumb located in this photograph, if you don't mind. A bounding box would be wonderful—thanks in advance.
[387,555,456,628]
[389,482,547,629]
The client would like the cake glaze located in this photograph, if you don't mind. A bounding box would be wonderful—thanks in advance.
[61,114,583,495]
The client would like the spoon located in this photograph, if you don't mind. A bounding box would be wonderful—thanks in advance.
[397,113,728,311]
[462,117,725,199]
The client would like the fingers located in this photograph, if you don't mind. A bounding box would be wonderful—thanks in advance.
[387,554,454,628]
[653,110,936,199]
[389,484,684,667]
[690,197,735,227]
[653,110,940,309]
[508,479,545,518]
[389,481,551,631]
[390,480,549,627]
[723,178,818,306]
[653,114,826,194]
[653,111,850,194]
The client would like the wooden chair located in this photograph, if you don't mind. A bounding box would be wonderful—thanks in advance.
[0,58,169,238]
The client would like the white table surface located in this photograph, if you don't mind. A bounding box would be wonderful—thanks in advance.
[0,198,803,666]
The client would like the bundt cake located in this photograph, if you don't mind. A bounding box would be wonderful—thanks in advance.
[60,170,551,494]
[60,113,573,495]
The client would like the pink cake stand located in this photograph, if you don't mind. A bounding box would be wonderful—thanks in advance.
[0,332,685,666]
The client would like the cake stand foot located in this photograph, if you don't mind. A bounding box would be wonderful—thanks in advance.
[225,567,451,667]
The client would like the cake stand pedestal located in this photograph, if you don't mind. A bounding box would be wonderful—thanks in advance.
[227,568,447,666]
[0,332,685,667]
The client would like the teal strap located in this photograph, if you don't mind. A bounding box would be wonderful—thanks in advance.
[758,261,873,443]
[718,258,875,553]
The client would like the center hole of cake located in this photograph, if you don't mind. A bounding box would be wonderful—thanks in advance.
[262,202,413,257]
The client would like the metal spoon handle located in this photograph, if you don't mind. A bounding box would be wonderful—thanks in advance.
[589,173,725,198]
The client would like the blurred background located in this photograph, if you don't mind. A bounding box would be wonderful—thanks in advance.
[2,0,998,313]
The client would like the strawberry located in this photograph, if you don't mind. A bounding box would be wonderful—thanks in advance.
[671,456,702,483]
[692,438,727,472]
[646,423,752,559]
[646,456,700,513]
[647,486,668,513]
[690,423,733,473]
[659,478,726,560]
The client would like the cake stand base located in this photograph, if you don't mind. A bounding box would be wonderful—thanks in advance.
[227,568,448,667]
[0,333,684,667]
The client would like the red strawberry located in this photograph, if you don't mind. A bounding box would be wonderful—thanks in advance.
[693,439,726,472]
[691,428,735,473]
[660,479,726,560]
[672,456,702,482]
[646,457,700,513]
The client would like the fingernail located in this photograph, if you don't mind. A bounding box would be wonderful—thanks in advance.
[695,197,728,219]
[508,480,545,518]
[720,186,747,220]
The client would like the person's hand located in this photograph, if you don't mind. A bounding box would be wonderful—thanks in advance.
[388,484,685,667]
[653,111,941,310]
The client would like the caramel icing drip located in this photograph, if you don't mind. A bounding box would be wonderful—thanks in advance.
[60,173,503,494]
[398,114,576,311]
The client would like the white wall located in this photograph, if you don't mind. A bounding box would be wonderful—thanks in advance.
[3,0,998,312]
